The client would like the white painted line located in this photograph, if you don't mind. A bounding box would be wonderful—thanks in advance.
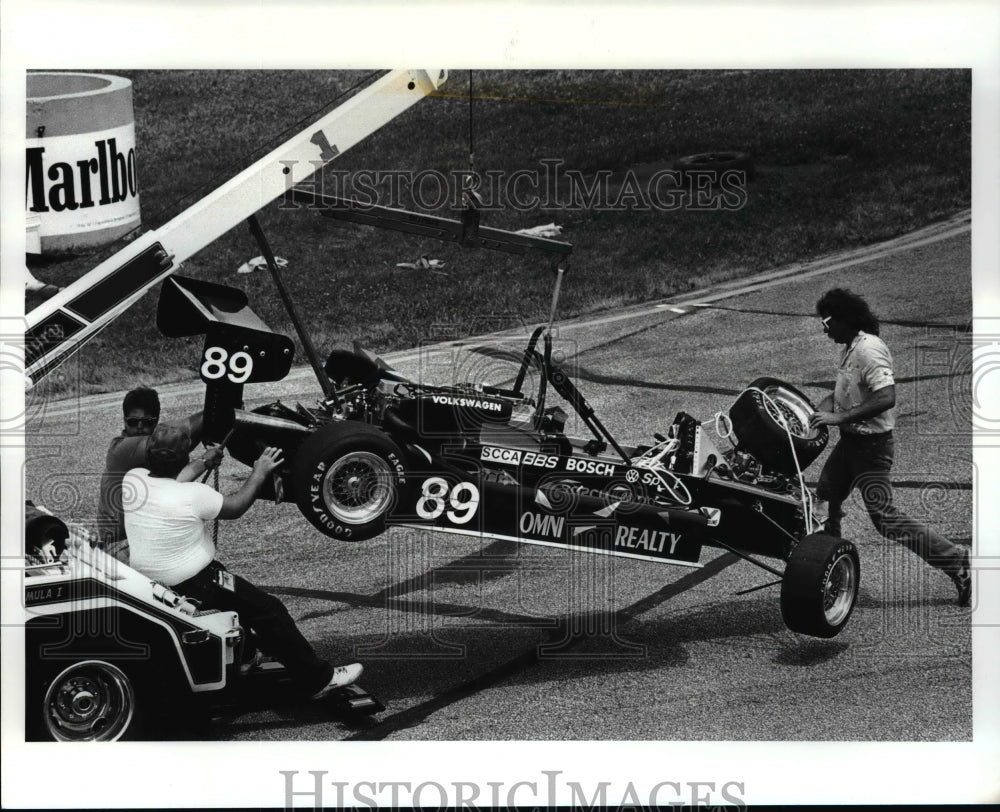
[31,213,971,419]
[568,219,970,331]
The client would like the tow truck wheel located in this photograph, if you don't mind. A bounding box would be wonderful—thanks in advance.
[40,660,139,741]
[729,377,828,476]
[781,533,860,638]
[291,422,407,541]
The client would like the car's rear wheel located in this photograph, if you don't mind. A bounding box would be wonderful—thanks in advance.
[291,422,407,540]
[781,533,860,638]
[41,660,139,741]
[729,377,828,476]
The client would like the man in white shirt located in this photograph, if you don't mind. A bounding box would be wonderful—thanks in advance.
[124,424,362,698]
[809,287,971,606]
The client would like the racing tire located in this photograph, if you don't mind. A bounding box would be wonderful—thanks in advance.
[728,377,828,476]
[291,421,407,541]
[34,660,142,742]
[781,533,860,638]
[673,151,755,182]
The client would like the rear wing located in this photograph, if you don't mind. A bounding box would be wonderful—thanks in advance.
[154,182,575,439]
[157,275,294,442]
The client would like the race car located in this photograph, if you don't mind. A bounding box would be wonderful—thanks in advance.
[156,192,860,640]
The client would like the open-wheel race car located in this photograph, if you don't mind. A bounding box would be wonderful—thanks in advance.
[156,191,860,640]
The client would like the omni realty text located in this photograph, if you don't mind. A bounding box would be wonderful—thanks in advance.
[280,159,749,214]
[281,770,746,810]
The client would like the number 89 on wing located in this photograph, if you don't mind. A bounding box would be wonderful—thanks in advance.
[200,345,254,384]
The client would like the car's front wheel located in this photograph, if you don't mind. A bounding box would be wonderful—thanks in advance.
[780,533,860,638]
[291,422,408,540]
[39,660,139,741]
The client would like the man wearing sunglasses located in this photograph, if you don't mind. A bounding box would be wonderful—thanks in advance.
[97,386,216,563]
[808,288,971,606]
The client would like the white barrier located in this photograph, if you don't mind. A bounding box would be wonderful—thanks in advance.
[26,72,141,253]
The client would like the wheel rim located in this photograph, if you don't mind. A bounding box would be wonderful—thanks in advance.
[322,451,394,524]
[762,386,821,439]
[823,553,857,626]
[43,661,135,741]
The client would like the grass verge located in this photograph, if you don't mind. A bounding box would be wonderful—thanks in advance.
[26,69,970,399]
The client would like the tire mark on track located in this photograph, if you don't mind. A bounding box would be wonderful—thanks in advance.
[562,368,961,397]
[263,584,554,627]
[267,539,552,624]
[682,303,971,332]
[216,643,969,739]
[802,372,959,391]
[342,552,739,741]
[570,367,740,396]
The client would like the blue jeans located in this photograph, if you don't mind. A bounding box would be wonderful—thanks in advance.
[816,431,964,576]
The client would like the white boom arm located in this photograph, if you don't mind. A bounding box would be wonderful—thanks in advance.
[25,69,447,386]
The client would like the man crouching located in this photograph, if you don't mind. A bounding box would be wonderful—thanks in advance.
[122,424,362,699]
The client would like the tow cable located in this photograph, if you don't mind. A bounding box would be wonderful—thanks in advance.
[199,428,234,547]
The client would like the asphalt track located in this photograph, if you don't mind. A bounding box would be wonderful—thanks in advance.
[24,213,974,742]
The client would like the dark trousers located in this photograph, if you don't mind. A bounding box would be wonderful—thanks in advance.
[174,561,333,695]
[817,431,964,576]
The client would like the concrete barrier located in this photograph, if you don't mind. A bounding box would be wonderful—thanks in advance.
[26,72,142,253]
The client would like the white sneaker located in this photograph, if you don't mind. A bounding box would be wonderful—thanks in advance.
[239,649,266,676]
[312,663,364,700]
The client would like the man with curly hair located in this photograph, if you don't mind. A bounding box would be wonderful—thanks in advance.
[809,287,971,606]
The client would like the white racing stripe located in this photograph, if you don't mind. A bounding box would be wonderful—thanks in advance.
[393,524,704,567]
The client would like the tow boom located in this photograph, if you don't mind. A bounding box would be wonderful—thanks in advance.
[24,69,447,387]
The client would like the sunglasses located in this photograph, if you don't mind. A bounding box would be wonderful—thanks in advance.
[820,315,832,332]
[125,417,158,428]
